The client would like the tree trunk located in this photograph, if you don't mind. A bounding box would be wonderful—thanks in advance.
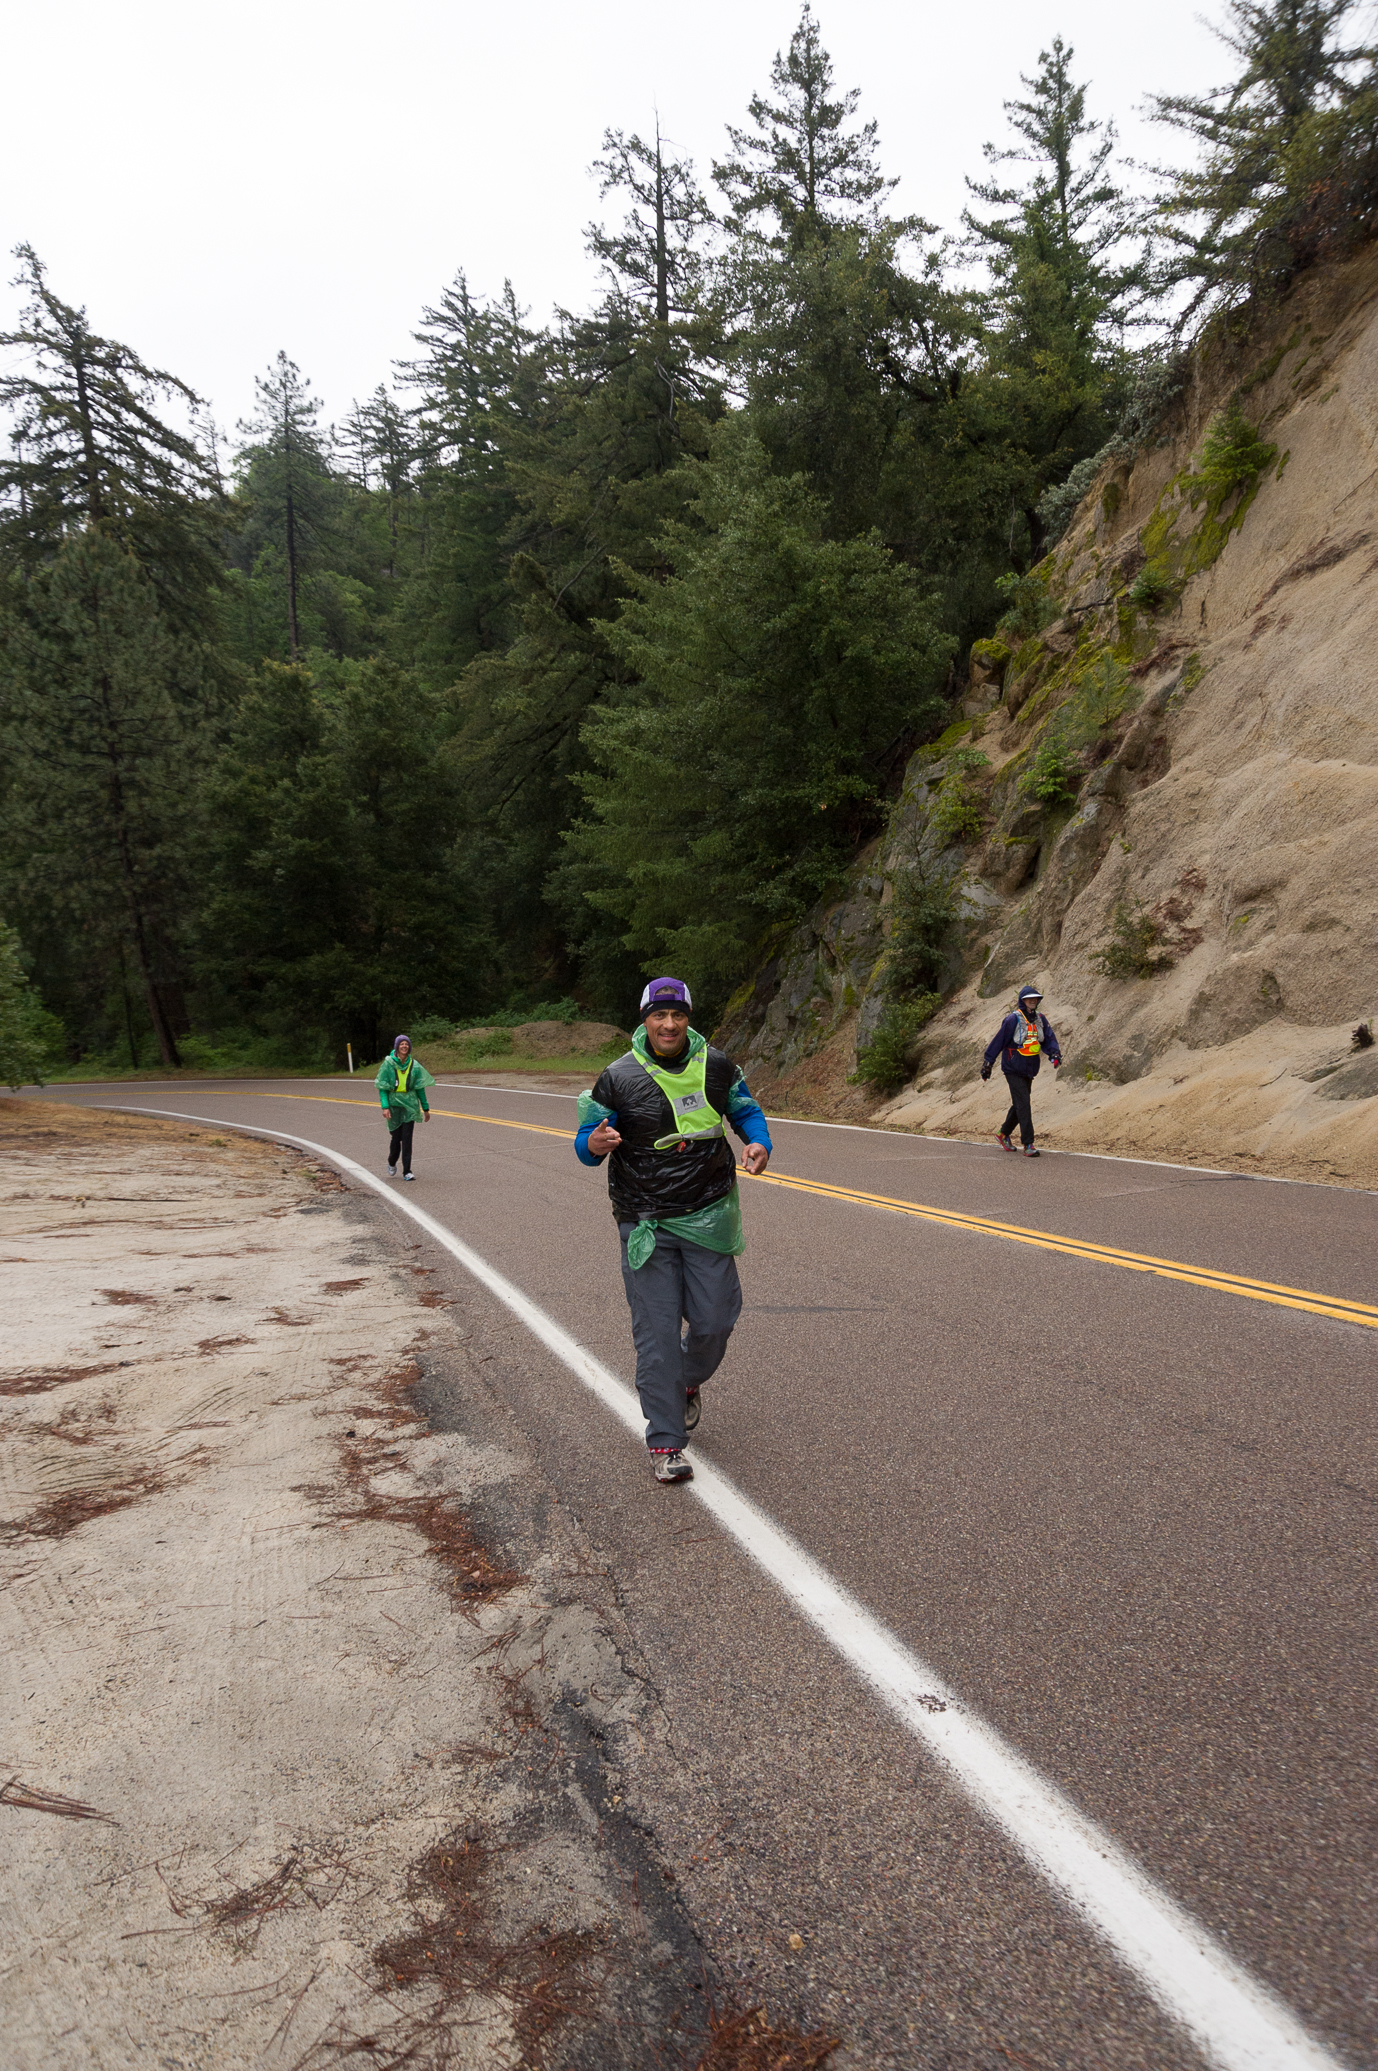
[284,390,301,659]
[115,939,139,1068]
[73,353,105,522]
[285,481,301,660]
[102,699,182,1069]
[654,127,669,327]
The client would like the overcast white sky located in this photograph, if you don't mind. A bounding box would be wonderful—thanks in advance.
[3,0,1230,446]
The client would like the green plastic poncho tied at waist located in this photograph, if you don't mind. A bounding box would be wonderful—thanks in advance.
[578,1080,746,1270]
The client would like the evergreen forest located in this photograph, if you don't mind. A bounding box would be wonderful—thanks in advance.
[3,0,1376,1076]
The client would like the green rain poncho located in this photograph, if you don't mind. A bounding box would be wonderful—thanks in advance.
[375,1048,435,1129]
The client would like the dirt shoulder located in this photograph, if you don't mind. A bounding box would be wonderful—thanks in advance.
[0,1101,832,2070]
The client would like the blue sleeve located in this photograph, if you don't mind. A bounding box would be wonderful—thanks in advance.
[725,1074,773,1154]
[983,1016,1016,1068]
[576,1103,616,1166]
[1042,1018,1061,1061]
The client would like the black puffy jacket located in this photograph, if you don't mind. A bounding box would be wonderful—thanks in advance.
[589,1043,747,1223]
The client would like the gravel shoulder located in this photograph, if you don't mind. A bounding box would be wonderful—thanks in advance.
[0,1100,823,2071]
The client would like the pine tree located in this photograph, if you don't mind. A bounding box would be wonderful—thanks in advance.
[236,352,333,659]
[964,37,1141,297]
[199,658,488,1055]
[393,273,536,680]
[1149,0,1377,317]
[560,430,952,1007]
[588,122,715,325]
[713,3,895,243]
[0,245,224,629]
[358,387,418,580]
[0,532,211,1066]
[962,41,1145,562]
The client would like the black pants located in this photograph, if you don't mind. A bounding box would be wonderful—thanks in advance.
[388,1121,415,1172]
[1001,1071,1035,1147]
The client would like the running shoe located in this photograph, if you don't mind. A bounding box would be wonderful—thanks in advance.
[684,1387,701,1433]
[387,1163,398,1177]
[403,1172,416,1182]
[996,1132,1016,1153]
[652,1449,693,1483]
[1022,1145,1040,1157]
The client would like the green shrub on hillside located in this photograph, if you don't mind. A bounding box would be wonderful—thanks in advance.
[1090,899,1173,980]
[852,994,942,1092]
[884,871,960,996]
[994,570,1059,641]
[929,750,991,844]
[1196,403,1278,506]
[1127,563,1178,613]
[1021,736,1081,808]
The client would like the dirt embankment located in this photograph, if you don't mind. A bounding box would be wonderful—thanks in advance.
[718,244,1378,1188]
[0,1101,834,2071]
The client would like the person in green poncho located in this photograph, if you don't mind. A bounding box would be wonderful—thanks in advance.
[575,977,772,1484]
[374,1034,434,1181]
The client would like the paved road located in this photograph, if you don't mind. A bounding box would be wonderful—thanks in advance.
[35,1078,1377,2069]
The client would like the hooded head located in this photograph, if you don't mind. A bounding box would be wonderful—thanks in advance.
[1017,986,1043,1012]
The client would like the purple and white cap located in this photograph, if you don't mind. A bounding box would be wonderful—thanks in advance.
[638,976,692,1017]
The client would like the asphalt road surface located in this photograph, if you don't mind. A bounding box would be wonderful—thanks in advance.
[33,1077,1376,2070]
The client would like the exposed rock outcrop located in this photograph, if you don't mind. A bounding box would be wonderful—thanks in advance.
[714,243,1378,1186]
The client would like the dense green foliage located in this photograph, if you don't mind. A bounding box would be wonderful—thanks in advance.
[0,920,60,1088]
[1,1,1373,1074]
[1149,0,1378,319]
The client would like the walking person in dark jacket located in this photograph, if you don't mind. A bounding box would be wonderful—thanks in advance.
[576,977,772,1484]
[981,984,1062,1157]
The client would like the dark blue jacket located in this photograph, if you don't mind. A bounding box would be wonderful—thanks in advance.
[984,1011,1061,1080]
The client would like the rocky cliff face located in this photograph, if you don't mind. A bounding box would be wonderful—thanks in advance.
[714,244,1378,1186]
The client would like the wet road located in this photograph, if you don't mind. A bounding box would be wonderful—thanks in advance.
[33,1077,1377,2069]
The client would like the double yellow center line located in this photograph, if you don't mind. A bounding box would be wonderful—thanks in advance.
[747,1167,1378,1330]
[172,1090,1378,1332]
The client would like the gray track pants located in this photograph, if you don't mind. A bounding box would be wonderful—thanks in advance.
[618,1224,743,1451]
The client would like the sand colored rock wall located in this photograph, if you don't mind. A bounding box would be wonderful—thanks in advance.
[719,245,1378,1185]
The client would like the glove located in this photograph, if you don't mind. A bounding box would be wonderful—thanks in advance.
[980,1064,992,1081]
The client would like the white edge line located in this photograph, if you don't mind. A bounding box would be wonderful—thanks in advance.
[99,1100,1345,2071]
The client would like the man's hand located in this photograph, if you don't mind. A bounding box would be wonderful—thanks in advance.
[742,1143,770,1176]
[587,1119,622,1155]
[1052,1057,1062,1070]
[980,1064,992,1081]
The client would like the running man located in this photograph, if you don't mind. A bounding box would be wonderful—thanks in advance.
[375,1034,434,1180]
[576,978,772,1484]
[981,984,1062,1156]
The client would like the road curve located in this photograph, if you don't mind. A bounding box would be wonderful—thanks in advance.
[33,1078,1377,2071]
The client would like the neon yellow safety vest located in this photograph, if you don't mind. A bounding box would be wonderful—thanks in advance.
[636,1046,726,1151]
[393,1057,412,1094]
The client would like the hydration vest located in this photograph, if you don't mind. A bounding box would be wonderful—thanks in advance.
[636,1042,726,1151]
[1010,1009,1046,1058]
